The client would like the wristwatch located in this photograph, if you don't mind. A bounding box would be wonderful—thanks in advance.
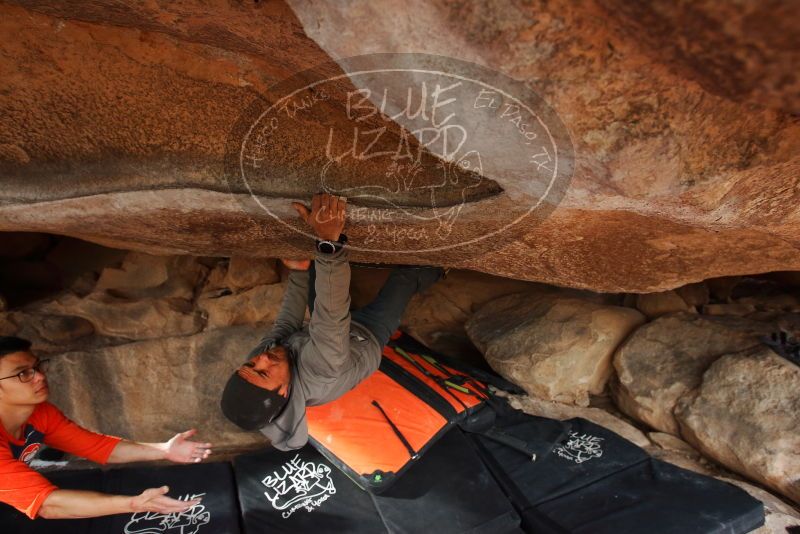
[315,233,348,255]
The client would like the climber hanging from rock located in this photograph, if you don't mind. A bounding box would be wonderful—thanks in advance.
[0,336,214,520]
[220,192,444,449]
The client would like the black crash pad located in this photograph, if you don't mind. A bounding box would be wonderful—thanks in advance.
[0,412,766,534]
[471,412,765,534]
[102,461,241,534]
[0,461,240,534]
[233,427,521,534]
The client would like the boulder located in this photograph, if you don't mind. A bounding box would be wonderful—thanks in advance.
[198,283,287,329]
[635,290,695,318]
[16,313,95,347]
[223,257,281,291]
[467,293,645,405]
[47,325,268,451]
[39,292,204,341]
[0,308,124,355]
[400,269,551,361]
[645,432,719,478]
[355,266,607,362]
[675,347,800,505]
[611,313,776,435]
[95,252,208,301]
[507,393,650,448]
[701,302,758,316]
[201,259,230,295]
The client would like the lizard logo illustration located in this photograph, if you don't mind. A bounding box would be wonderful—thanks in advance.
[123,494,210,534]
[554,432,604,464]
[262,454,336,518]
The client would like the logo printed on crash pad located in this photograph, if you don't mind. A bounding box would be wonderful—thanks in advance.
[554,431,604,464]
[262,454,336,519]
[123,493,210,534]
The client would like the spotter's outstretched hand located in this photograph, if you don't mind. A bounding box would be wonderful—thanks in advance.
[130,486,201,514]
[163,429,212,464]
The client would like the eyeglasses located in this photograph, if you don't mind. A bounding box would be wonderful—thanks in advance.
[0,359,50,383]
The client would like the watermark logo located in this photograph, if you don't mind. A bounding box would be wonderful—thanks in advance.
[226,53,573,256]
[261,454,336,519]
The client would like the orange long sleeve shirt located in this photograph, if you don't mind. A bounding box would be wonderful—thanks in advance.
[0,402,121,519]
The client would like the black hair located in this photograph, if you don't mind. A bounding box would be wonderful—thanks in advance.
[0,336,32,358]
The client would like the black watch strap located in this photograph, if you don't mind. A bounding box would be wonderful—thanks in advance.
[315,233,348,255]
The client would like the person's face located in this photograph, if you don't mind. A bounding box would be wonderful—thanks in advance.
[238,345,291,398]
[0,351,49,406]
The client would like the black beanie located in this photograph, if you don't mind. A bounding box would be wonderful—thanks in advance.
[220,373,289,431]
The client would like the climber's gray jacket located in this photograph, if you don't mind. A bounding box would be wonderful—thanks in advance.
[249,247,382,450]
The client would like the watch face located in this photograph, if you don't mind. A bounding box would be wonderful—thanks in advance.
[317,241,336,254]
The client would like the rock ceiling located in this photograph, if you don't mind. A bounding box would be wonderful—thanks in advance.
[0,0,798,292]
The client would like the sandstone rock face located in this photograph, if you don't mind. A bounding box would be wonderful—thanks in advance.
[0,310,98,354]
[645,432,720,478]
[399,269,551,361]
[223,257,281,291]
[198,283,286,329]
[400,268,625,362]
[675,347,800,505]
[95,252,208,301]
[30,252,213,340]
[285,0,800,290]
[466,293,645,405]
[40,292,204,341]
[0,1,798,292]
[47,325,267,451]
[611,313,776,435]
[594,0,800,115]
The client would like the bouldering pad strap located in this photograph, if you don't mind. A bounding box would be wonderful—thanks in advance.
[372,400,418,460]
